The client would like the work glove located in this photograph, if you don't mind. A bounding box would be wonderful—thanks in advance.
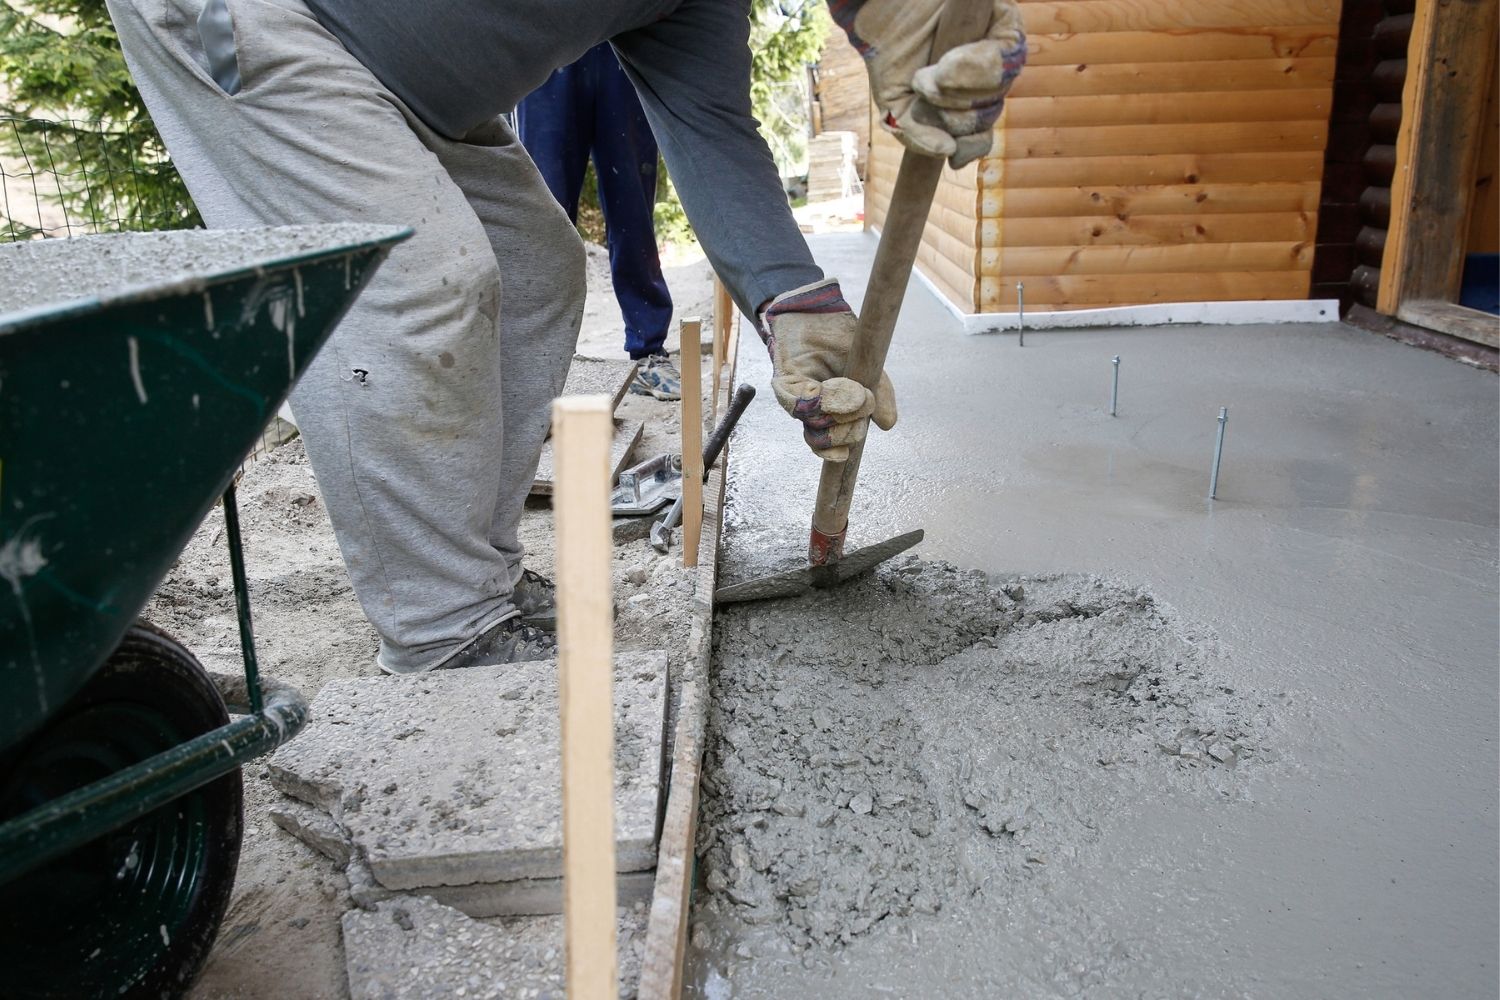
[760,278,897,463]
[832,0,1027,168]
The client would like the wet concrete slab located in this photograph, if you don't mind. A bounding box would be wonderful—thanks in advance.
[268,651,668,891]
[701,232,1499,998]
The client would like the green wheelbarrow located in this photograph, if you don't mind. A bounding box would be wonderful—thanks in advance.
[0,223,409,997]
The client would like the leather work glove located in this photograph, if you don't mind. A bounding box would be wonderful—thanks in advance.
[760,278,897,463]
[831,0,1027,168]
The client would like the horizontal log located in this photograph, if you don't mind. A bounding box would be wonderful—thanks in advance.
[988,151,1325,187]
[1369,102,1402,143]
[1350,263,1382,306]
[1362,144,1397,185]
[979,270,1313,308]
[1372,12,1415,58]
[1017,0,1341,35]
[986,182,1321,218]
[1023,26,1338,66]
[1003,89,1332,128]
[1359,185,1392,226]
[986,211,1315,247]
[985,240,1314,276]
[1355,225,1388,265]
[1009,57,1336,99]
[999,120,1328,159]
[1372,58,1408,102]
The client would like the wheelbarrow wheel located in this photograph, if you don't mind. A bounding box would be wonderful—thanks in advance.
[0,622,243,999]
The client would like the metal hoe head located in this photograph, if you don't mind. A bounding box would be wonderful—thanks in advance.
[715,529,925,605]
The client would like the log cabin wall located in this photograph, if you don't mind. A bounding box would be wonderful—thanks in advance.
[866,0,1347,314]
[1348,1,1414,308]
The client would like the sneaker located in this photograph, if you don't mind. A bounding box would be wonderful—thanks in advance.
[629,353,682,401]
[439,615,558,671]
[512,567,556,629]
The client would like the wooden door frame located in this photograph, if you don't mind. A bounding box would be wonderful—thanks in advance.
[1378,0,1499,348]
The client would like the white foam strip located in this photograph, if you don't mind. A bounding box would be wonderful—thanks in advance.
[866,223,1341,333]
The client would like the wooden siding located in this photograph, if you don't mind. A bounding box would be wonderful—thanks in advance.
[866,126,982,312]
[866,0,1344,313]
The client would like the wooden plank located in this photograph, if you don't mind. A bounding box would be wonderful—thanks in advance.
[637,329,739,1000]
[1016,0,1342,35]
[986,210,1315,247]
[991,151,1325,187]
[998,120,1328,159]
[1004,89,1332,128]
[989,240,1313,275]
[1396,299,1500,349]
[1379,0,1499,312]
[1024,25,1339,65]
[1467,54,1499,254]
[1010,57,1336,98]
[980,269,1312,308]
[986,181,1321,218]
[550,395,618,1000]
[679,317,703,569]
[531,418,643,496]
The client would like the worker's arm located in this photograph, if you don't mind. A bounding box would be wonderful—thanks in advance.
[614,1,897,461]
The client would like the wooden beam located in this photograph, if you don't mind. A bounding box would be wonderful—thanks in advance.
[1023,26,1339,65]
[989,240,1314,276]
[980,269,1311,307]
[991,151,1326,187]
[1004,89,1333,129]
[999,120,1329,159]
[1017,0,1342,35]
[985,181,1321,219]
[550,395,618,1000]
[987,210,1315,247]
[637,326,740,1000]
[679,317,703,569]
[1378,0,1499,313]
[1010,57,1336,99]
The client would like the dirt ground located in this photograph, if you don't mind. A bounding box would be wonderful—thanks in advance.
[144,241,714,998]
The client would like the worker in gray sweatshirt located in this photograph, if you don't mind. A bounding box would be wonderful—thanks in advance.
[104,0,1026,673]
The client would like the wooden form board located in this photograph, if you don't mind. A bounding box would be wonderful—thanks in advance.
[636,312,740,1000]
[863,0,1344,312]
[1378,0,1499,344]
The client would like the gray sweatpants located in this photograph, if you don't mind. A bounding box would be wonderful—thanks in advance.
[107,0,585,672]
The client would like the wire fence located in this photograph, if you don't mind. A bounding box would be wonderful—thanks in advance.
[0,116,198,243]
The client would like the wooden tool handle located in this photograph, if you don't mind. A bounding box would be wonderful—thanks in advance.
[810,0,994,564]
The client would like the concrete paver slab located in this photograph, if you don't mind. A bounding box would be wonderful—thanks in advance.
[343,895,648,1000]
[269,651,668,890]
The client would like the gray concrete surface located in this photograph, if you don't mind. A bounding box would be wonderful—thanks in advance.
[268,651,668,890]
[709,232,1498,998]
[343,895,649,1000]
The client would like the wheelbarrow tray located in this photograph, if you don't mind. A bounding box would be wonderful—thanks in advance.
[0,224,409,751]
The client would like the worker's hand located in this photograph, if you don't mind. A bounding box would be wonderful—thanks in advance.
[833,0,1027,168]
[760,278,897,463]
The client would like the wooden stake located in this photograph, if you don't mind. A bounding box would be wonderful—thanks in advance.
[550,395,617,1000]
[679,317,703,568]
[711,276,732,417]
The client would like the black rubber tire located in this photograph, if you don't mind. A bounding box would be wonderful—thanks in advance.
[0,622,243,1000]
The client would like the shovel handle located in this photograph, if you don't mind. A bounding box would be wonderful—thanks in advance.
[810,0,994,565]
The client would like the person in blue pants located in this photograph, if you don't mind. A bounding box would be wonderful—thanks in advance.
[517,42,680,400]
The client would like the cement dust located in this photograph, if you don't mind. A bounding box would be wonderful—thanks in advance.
[687,559,1284,998]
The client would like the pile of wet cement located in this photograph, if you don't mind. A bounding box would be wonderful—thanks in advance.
[694,558,1280,953]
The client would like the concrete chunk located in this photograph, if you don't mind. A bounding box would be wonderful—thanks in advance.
[269,651,668,891]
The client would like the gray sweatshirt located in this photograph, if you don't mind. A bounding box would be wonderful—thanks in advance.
[302,0,824,316]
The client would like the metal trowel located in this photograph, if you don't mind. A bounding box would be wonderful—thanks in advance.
[715,0,989,606]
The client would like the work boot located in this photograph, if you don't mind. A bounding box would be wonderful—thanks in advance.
[629,353,682,401]
[512,567,556,629]
[440,615,557,671]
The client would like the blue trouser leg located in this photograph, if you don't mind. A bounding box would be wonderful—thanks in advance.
[516,61,593,223]
[589,44,673,359]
